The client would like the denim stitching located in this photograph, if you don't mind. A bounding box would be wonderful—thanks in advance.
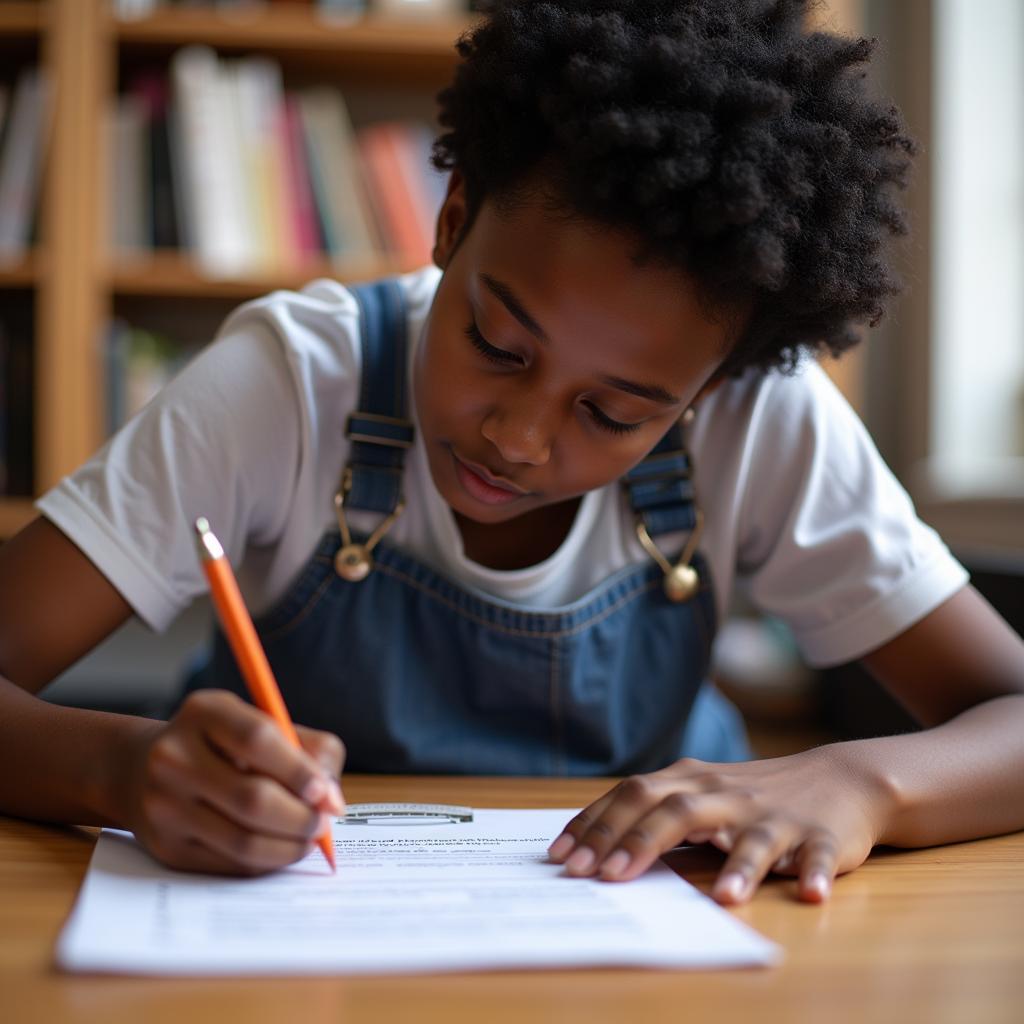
[370,561,664,639]
[261,570,339,644]
[264,542,712,643]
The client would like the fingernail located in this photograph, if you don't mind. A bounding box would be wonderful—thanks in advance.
[601,849,631,878]
[327,780,345,814]
[302,776,326,804]
[715,872,746,902]
[806,872,831,901]
[548,833,575,861]
[565,846,596,875]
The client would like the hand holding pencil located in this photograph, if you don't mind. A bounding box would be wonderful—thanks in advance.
[195,517,340,872]
[109,520,345,877]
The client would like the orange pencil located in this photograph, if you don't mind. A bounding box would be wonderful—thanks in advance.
[193,517,336,872]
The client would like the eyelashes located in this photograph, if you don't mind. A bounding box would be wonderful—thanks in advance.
[464,320,522,365]
[463,320,642,436]
[581,401,643,436]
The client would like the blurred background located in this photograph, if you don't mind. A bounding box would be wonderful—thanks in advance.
[0,0,1020,757]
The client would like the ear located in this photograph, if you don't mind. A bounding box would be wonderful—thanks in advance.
[433,170,469,271]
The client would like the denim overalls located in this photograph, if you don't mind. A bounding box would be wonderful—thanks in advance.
[182,279,750,772]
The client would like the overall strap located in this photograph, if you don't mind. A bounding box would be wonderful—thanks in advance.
[343,279,414,515]
[622,417,704,603]
[622,420,698,536]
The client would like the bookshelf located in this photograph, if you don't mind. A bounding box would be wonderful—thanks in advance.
[0,0,474,538]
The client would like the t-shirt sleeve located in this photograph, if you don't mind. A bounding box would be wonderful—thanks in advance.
[734,362,969,667]
[35,322,303,633]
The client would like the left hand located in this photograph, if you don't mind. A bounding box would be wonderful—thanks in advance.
[547,745,895,903]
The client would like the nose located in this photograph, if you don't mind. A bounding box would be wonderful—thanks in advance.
[480,392,558,466]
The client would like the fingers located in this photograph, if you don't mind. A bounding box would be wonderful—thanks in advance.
[142,792,317,876]
[295,724,346,813]
[598,791,739,881]
[182,691,344,813]
[712,820,799,904]
[794,831,839,903]
[148,728,325,842]
[547,789,618,862]
[135,690,347,875]
[548,775,734,880]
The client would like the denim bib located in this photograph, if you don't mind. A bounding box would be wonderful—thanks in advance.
[181,280,750,773]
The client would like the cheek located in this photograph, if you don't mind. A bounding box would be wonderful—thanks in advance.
[416,333,479,428]
[570,447,646,493]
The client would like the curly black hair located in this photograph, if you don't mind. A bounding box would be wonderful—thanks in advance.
[433,0,916,377]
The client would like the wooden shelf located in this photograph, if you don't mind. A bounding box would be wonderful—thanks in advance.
[4,0,466,500]
[0,498,35,538]
[109,251,425,300]
[0,2,45,39]
[0,250,41,288]
[112,9,475,81]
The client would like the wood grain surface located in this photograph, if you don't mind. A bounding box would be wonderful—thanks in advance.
[3,775,1022,1024]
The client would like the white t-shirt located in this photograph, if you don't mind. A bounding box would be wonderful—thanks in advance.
[37,265,968,668]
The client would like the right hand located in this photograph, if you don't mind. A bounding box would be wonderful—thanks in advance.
[118,689,345,876]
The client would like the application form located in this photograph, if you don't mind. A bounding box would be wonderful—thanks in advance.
[56,807,780,975]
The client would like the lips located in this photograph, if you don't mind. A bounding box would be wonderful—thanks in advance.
[450,450,529,506]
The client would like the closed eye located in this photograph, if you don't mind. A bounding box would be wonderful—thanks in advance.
[465,320,642,436]
[464,320,523,365]
[581,401,643,435]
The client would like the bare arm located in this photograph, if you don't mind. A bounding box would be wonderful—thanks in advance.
[856,584,1024,846]
[0,517,344,875]
[0,516,148,824]
[547,583,1024,903]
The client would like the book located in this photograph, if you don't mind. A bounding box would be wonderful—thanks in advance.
[107,92,151,254]
[297,87,381,263]
[170,47,252,277]
[357,120,436,267]
[233,56,298,273]
[282,94,324,262]
[130,71,182,249]
[0,67,52,262]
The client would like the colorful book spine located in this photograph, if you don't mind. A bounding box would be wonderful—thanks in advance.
[357,121,434,268]
[282,94,323,262]
[297,87,380,262]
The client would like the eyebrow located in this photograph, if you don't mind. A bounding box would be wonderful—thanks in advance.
[597,375,680,406]
[480,273,549,342]
[478,272,682,407]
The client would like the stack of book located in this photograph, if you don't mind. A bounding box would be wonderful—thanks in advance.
[109,48,449,276]
[0,66,51,265]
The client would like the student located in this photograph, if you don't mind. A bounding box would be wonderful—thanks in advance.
[1,0,1022,904]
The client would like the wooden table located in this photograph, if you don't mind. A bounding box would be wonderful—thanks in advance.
[3,775,1023,1024]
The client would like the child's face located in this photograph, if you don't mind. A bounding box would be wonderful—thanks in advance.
[414,176,737,525]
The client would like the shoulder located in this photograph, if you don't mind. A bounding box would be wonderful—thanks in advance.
[214,264,441,372]
[690,359,864,502]
[694,361,968,667]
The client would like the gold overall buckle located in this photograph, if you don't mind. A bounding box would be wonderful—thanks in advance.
[333,467,405,582]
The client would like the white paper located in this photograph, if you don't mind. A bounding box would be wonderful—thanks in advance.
[56,808,780,975]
